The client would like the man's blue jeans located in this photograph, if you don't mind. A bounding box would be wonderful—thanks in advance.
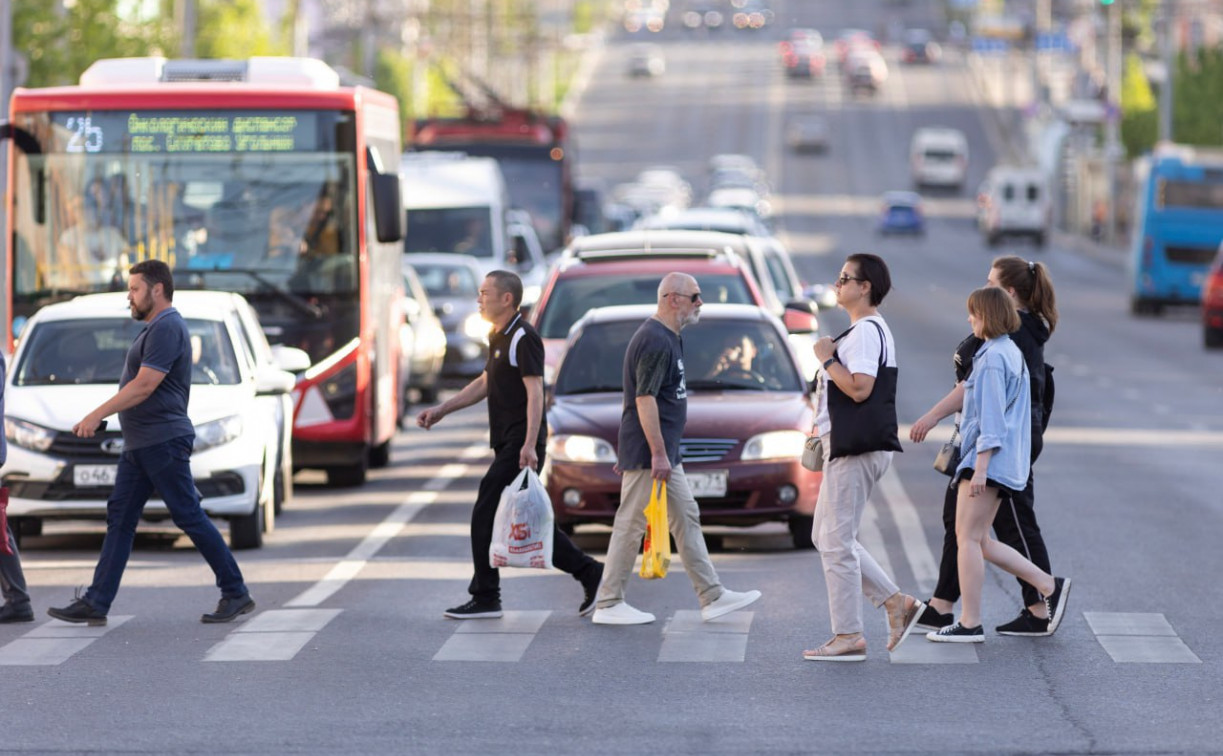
[84,435,248,614]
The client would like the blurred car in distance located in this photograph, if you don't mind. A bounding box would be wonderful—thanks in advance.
[781,28,826,78]
[636,206,772,238]
[1202,242,1223,348]
[976,165,1050,247]
[910,127,969,190]
[403,253,488,378]
[400,264,448,404]
[628,43,666,77]
[902,29,942,64]
[787,114,830,153]
[543,303,820,549]
[844,49,888,94]
[878,191,926,235]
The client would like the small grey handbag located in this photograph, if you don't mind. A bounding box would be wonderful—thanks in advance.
[801,433,823,472]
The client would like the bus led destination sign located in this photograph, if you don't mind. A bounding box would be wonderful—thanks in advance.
[50,110,324,154]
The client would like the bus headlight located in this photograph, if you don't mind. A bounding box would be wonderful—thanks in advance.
[741,430,805,461]
[5,418,56,452]
[194,415,243,452]
[548,434,616,463]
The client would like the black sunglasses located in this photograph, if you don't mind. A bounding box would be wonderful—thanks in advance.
[665,291,702,302]
[835,275,866,286]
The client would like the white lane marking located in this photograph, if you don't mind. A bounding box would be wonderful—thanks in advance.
[285,444,487,609]
[659,610,753,663]
[1084,612,1177,636]
[434,611,551,662]
[889,639,979,664]
[204,632,316,662]
[1085,612,1201,663]
[0,616,133,666]
[238,608,343,634]
[877,465,941,596]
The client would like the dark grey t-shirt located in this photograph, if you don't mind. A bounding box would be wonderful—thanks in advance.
[117,308,195,451]
[618,317,687,469]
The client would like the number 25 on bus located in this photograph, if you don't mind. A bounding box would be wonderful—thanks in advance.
[1,57,406,487]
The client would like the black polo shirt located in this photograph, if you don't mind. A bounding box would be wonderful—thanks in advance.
[485,312,545,449]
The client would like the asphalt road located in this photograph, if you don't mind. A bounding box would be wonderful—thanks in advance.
[5,1,1223,753]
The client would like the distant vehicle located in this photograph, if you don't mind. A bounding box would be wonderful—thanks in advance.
[399,152,547,295]
[544,303,820,549]
[902,29,942,64]
[833,29,879,66]
[708,153,761,177]
[878,191,926,235]
[1202,243,1223,348]
[787,114,830,153]
[636,207,771,238]
[404,253,488,377]
[706,187,773,220]
[910,127,969,190]
[781,28,826,78]
[977,165,1050,248]
[1128,145,1223,315]
[2,291,308,549]
[732,1,772,30]
[400,264,447,406]
[844,49,888,94]
[628,43,666,77]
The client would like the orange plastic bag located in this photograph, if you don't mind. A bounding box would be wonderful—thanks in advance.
[639,480,670,579]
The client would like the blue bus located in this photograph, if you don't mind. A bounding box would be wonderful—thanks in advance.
[1129,146,1223,315]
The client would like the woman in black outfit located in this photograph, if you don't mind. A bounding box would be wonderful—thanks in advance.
[909,256,1059,635]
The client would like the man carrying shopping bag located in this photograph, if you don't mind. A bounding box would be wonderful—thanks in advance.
[417,271,604,619]
[592,272,761,625]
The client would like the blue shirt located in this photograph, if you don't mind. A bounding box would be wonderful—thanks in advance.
[117,307,195,450]
[957,336,1030,490]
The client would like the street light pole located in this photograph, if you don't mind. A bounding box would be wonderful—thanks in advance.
[1159,0,1175,142]
[1104,0,1122,243]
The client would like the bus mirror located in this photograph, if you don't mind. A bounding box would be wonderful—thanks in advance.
[366,146,403,243]
[0,122,46,225]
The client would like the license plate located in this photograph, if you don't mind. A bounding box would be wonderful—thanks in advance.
[685,470,728,498]
[74,465,118,487]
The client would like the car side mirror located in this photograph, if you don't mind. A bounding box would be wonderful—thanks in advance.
[255,367,297,395]
[270,344,311,373]
[802,284,839,310]
[783,300,818,333]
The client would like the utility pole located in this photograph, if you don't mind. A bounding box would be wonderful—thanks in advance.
[1103,0,1122,243]
[1159,0,1175,142]
[178,0,197,58]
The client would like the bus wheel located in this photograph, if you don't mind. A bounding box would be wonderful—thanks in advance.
[368,440,392,469]
[327,463,367,488]
[1131,298,1158,316]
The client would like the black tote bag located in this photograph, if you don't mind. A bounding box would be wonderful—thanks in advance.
[826,320,903,460]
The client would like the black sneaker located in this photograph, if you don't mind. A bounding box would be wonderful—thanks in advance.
[47,590,107,626]
[578,563,604,618]
[926,621,984,643]
[914,602,953,631]
[201,594,256,624]
[444,598,503,620]
[0,602,35,624]
[1043,577,1072,634]
[995,608,1051,637]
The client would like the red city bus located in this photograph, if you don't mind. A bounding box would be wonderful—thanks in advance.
[2,57,405,487]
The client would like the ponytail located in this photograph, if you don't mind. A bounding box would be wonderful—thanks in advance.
[992,256,1058,334]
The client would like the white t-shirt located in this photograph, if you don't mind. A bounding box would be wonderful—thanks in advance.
[815,315,897,436]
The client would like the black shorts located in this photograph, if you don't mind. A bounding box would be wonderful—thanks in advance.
[954,467,1020,499]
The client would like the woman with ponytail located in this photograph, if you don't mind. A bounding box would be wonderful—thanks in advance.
[909,256,1063,638]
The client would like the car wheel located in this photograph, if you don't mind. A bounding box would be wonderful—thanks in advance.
[368,439,392,469]
[273,464,286,516]
[1205,327,1223,349]
[788,514,816,550]
[230,501,264,550]
[327,462,367,488]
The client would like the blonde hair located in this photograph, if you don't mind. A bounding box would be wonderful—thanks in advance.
[968,287,1020,340]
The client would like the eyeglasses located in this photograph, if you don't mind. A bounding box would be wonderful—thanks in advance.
[835,275,865,286]
[665,291,702,303]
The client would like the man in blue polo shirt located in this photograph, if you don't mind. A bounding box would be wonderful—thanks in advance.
[47,260,253,625]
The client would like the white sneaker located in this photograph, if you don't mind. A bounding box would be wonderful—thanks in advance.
[591,602,656,625]
[701,588,762,622]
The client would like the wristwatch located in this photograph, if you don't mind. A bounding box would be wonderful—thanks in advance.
[822,356,836,371]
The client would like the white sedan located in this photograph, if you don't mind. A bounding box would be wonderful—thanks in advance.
[1,291,309,549]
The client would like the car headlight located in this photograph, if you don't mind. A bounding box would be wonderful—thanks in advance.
[4,417,56,452]
[194,415,244,453]
[741,430,805,461]
[463,312,490,341]
[548,434,616,463]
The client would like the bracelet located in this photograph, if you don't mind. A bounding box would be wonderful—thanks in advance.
[822,357,836,371]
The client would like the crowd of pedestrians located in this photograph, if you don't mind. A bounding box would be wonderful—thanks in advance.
[0,257,1071,665]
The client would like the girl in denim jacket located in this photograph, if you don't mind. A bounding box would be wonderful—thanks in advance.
[927,288,1071,644]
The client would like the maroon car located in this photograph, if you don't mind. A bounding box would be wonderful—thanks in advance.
[541,303,821,549]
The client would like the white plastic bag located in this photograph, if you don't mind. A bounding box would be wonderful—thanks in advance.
[489,467,554,569]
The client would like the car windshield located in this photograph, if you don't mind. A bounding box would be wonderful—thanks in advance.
[411,262,480,298]
[15,317,242,386]
[537,272,754,339]
[405,207,494,258]
[555,317,803,395]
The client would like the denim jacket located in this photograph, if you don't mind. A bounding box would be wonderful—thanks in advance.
[956,336,1030,490]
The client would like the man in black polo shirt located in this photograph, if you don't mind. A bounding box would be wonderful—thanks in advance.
[417,270,603,619]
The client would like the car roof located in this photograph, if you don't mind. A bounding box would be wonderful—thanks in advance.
[402,252,485,270]
[576,302,775,327]
[638,207,758,231]
[912,127,966,146]
[30,290,243,323]
[568,229,752,256]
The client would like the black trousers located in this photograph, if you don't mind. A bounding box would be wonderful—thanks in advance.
[932,435,1052,609]
[468,441,599,603]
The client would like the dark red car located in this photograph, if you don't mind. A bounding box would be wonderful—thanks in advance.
[541,303,821,549]
[1202,242,1223,348]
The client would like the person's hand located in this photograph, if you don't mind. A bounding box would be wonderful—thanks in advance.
[969,469,987,497]
[650,452,672,481]
[416,406,444,430]
[909,412,939,443]
[73,414,104,438]
[813,337,835,364]
[519,444,538,470]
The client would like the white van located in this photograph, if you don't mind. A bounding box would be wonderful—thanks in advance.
[910,127,969,190]
[977,165,1051,247]
[400,152,547,298]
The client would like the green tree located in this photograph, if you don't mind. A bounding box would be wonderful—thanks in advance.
[14,0,172,87]
[1120,53,1158,158]
[374,48,413,127]
[195,0,287,59]
[1173,46,1223,147]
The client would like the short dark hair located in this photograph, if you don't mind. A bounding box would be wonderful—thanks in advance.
[129,259,174,301]
[846,253,891,306]
[485,270,523,308]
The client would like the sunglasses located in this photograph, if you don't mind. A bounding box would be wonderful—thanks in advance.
[665,291,702,303]
[835,275,865,286]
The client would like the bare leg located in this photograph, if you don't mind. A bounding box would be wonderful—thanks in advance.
[982,538,1056,597]
[954,480,999,629]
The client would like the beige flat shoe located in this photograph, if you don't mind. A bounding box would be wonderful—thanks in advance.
[886,595,927,652]
[803,637,867,662]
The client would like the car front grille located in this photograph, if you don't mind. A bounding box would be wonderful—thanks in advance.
[679,438,737,464]
[6,471,245,502]
[47,430,127,462]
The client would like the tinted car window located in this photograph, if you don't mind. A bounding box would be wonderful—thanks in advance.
[413,263,480,298]
[537,273,753,339]
[556,317,803,395]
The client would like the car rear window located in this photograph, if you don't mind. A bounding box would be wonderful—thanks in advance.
[537,272,753,339]
[555,317,803,395]
[922,149,959,161]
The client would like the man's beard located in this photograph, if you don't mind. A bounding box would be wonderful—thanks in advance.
[130,295,151,320]
[681,309,701,328]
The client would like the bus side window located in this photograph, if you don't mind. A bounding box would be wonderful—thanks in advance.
[1027,184,1040,202]
[1003,184,1015,201]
